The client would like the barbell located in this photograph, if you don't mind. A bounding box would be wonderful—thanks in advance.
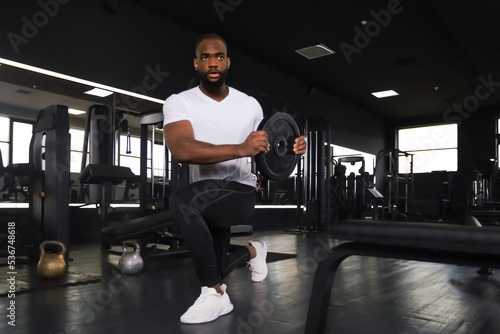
[255,112,301,182]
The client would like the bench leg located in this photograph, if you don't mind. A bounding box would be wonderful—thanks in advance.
[304,241,500,333]
[305,244,352,334]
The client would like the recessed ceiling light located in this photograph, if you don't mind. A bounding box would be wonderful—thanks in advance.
[295,44,335,59]
[371,90,399,98]
[85,88,113,97]
[68,108,86,115]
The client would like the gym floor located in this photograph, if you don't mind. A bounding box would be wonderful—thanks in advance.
[2,228,500,334]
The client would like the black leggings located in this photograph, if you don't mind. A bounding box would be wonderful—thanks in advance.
[170,179,256,287]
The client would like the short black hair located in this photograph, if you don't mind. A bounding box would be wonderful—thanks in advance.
[194,33,228,56]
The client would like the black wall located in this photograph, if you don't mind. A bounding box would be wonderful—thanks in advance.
[391,107,500,220]
[0,0,386,153]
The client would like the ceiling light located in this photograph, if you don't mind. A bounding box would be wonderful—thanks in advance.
[68,108,86,115]
[295,44,335,59]
[85,88,113,97]
[0,57,164,104]
[371,90,399,98]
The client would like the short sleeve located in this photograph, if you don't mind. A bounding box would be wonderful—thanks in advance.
[251,98,264,131]
[163,94,189,126]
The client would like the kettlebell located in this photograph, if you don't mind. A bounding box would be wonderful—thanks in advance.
[118,240,143,275]
[37,240,67,279]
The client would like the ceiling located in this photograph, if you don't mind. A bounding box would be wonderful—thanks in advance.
[128,0,500,120]
[1,0,499,123]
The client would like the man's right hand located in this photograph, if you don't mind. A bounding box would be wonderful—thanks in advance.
[239,131,270,157]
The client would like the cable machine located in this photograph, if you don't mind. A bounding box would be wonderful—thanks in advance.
[301,117,330,231]
[375,149,414,220]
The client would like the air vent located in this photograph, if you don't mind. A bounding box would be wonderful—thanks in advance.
[394,56,416,66]
[16,89,32,95]
[295,44,335,59]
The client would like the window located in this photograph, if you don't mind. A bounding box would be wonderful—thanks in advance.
[66,130,170,179]
[119,135,169,179]
[120,135,142,175]
[69,128,86,173]
[150,141,170,179]
[12,121,33,164]
[397,124,457,173]
[0,116,9,165]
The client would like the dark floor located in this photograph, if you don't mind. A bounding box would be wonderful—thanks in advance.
[2,229,500,334]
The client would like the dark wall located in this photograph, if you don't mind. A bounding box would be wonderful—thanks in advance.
[0,0,386,155]
[390,107,500,220]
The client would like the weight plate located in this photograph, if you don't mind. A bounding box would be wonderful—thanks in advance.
[255,112,300,182]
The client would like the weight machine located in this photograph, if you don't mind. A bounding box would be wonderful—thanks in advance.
[78,104,138,204]
[375,149,414,220]
[330,156,373,220]
[300,117,330,231]
[76,110,192,261]
[0,105,71,258]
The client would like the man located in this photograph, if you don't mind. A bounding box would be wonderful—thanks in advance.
[163,33,306,324]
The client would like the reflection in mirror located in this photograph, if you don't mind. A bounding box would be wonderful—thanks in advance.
[0,58,165,207]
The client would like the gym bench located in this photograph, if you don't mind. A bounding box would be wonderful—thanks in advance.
[305,219,500,333]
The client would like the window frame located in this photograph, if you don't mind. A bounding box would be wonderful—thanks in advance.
[396,123,458,174]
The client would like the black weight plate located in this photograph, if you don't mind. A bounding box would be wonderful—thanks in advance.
[255,112,300,182]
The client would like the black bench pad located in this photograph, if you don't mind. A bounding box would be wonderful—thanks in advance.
[79,164,136,185]
[305,220,500,333]
[331,219,500,255]
[102,210,173,240]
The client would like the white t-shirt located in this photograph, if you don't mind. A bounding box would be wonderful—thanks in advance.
[163,86,263,187]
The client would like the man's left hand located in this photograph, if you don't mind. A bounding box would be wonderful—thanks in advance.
[293,135,306,155]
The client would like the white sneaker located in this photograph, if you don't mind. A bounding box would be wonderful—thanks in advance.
[248,240,268,282]
[180,284,233,324]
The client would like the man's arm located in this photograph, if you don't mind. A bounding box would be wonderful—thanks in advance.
[163,120,270,164]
